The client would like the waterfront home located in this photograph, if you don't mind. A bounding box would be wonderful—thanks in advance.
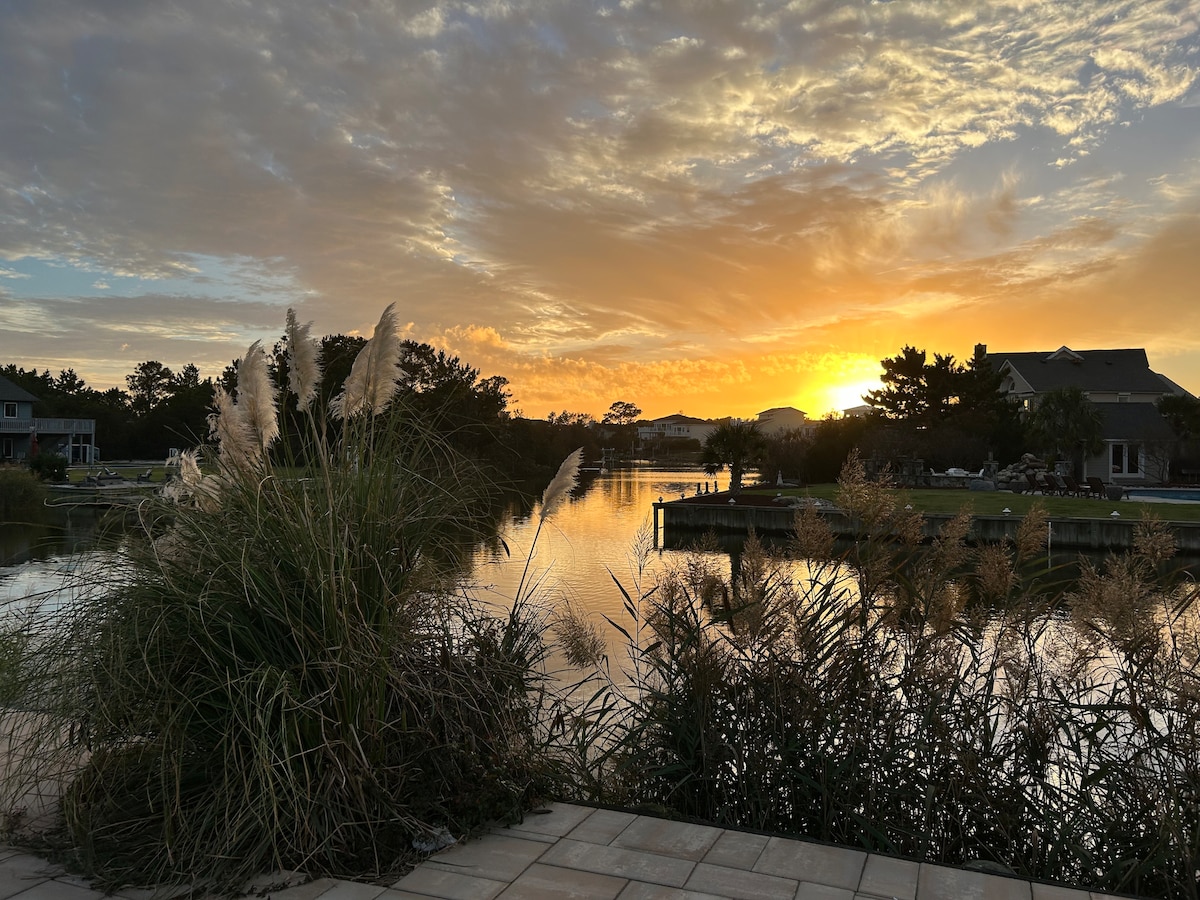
[983,345,1194,483]
[0,374,97,463]
[636,413,717,444]
[755,406,816,437]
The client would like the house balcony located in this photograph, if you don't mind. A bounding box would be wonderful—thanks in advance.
[0,416,95,435]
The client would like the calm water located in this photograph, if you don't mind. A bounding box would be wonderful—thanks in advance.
[0,467,729,627]
[471,467,737,623]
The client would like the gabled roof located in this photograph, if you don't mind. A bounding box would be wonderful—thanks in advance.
[757,406,807,418]
[648,413,709,425]
[986,348,1182,395]
[1093,402,1177,443]
[0,374,39,404]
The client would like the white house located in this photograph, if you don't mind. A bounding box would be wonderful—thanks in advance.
[754,407,815,437]
[637,414,716,444]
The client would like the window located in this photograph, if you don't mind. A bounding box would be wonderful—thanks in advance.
[2,402,16,418]
[1111,442,1142,476]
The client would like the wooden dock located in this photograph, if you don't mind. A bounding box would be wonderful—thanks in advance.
[652,494,1200,553]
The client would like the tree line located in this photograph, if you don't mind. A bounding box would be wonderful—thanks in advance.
[10,340,1199,482]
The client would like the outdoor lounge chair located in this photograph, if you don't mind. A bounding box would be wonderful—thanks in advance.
[1086,476,1106,499]
[1042,473,1066,496]
[1061,474,1086,497]
[1024,473,1042,494]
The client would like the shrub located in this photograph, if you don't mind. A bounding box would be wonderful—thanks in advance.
[0,307,564,892]
[0,465,46,518]
[27,453,67,483]
[563,454,1200,899]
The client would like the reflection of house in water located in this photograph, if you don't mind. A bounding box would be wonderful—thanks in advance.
[984,344,1192,483]
[0,374,98,463]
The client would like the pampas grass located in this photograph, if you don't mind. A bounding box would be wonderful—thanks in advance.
[285,308,321,413]
[329,303,404,420]
[0,305,562,893]
[540,447,582,522]
[236,341,279,452]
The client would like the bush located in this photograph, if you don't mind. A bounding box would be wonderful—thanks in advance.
[27,453,67,483]
[0,308,564,892]
[0,465,46,517]
[561,455,1200,899]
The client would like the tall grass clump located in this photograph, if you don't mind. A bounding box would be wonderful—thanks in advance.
[566,453,1200,899]
[0,305,561,891]
[0,465,46,519]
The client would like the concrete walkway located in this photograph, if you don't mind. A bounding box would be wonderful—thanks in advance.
[0,803,1132,900]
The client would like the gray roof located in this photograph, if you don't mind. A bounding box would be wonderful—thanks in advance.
[1093,402,1177,443]
[0,374,39,404]
[987,348,1183,395]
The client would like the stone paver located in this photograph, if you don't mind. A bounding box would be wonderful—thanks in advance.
[684,862,798,900]
[701,831,768,870]
[540,839,696,887]
[917,862,1032,900]
[0,805,1140,900]
[498,862,627,900]
[568,808,640,845]
[859,853,920,900]
[754,837,867,892]
[612,818,723,862]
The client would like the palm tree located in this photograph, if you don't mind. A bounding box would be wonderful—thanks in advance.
[1026,387,1104,476]
[702,421,768,495]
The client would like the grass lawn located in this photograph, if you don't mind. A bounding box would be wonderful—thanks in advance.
[748,483,1200,523]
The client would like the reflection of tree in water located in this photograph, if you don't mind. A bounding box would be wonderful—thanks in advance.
[0,507,119,568]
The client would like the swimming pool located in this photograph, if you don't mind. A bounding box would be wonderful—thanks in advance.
[1125,487,1200,502]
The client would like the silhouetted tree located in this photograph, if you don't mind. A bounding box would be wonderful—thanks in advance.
[1026,387,1103,476]
[702,421,768,495]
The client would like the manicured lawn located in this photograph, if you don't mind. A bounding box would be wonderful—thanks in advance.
[748,484,1200,522]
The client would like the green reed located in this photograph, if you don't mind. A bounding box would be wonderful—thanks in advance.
[558,453,1200,899]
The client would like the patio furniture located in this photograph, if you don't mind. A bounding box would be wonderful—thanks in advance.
[1086,476,1106,499]
[1043,473,1072,496]
[1061,474,1087,497]
[1025,473,1042,494]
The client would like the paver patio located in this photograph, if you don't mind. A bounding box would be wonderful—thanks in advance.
[0,803,1137,899]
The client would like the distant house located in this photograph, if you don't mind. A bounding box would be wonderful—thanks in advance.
[983,345,1192,482]
[0,374,97,463]
[636,414,716,445]
[755,406,815,437]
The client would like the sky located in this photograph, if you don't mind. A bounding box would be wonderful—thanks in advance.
[1,1,1199,421]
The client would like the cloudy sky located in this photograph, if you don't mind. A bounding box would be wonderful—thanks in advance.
[1,1,1198,420]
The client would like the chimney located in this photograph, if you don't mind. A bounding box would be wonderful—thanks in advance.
[974,343,987,361]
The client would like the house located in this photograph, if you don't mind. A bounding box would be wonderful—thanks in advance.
[0,374,97,463]
[983,345,1192,482]
[636,414,716,445]
[755,406,815,437]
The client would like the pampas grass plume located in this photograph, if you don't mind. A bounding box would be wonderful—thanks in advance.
[540,447,582,522]
[285,308,322,412]
[237,341,280,451]
[209,385,259,470]
[330,303,403,419]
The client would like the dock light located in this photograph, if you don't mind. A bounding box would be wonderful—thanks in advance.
[904,504,913,511]
[728,498,736,504]
[658,496,663,504]
[1110,510,1121,518]
[1002,507,1011,516]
